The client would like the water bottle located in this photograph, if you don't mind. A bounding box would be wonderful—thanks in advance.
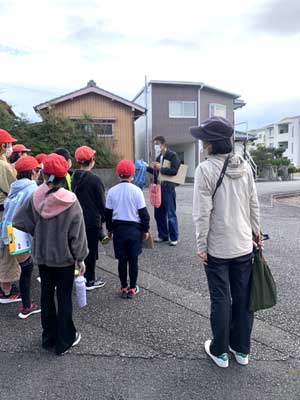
[75,275,87,308]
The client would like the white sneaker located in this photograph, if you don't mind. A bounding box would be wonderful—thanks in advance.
[169,240,178,246]
[204,340,229,368]
[229,346,249,365]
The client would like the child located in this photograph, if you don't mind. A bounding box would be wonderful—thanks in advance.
[105,160,150,299]
[0,128,19,302]
[72,146,106,291]
[0,156,40,318]
[13,154,88,355]
[9,144,31,166]
[53,147,72,191]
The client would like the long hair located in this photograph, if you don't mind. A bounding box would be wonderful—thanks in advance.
[44,174,66,196]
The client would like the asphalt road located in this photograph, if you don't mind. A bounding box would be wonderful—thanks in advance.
[1,181,300,400]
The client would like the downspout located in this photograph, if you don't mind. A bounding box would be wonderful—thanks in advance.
[197,84,204,165]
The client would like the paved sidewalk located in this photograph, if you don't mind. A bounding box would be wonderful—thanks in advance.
[1,181,300,399]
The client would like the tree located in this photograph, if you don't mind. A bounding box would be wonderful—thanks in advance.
[0,105,119,168]
[250,145,291,178]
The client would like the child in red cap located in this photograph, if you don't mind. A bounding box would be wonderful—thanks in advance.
[13,154,88,354]
[105,160,150,298]
[72,146,106,291]
[0,129,18,301]
[0,156,40,318]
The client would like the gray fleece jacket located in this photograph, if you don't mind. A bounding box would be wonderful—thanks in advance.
[193,154,260,259]
[13,183,88,267]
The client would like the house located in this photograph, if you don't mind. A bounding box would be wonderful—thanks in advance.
[133,80,245,179]
[34,80,145,161]
[0,99,16,117]
[249,115,300,167]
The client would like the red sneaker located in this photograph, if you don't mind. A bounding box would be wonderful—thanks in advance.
[119,287,129,299]
[0,292,21,304]
[18,303,41,319]
[127,286,140,299]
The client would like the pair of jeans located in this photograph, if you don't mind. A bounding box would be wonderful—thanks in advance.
[118,257,138,289]
[154,183,178,241]
[85,226,99,283]
[38,264,76,354]
[205,253,254,356]
[19,257,33,309]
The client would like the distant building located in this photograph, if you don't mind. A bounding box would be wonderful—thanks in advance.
[249,115,300,167]
[133,80,245,179]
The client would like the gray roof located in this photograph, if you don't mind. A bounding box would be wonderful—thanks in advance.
[133,80,242,101]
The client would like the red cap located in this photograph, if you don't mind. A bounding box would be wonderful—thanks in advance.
[35,153,47,164]
[116,160,135,177]
[75,146,96,162]
[12,144,31,153]
[43,154,69,178]
[15,156,39,173]
[0,129,17,144]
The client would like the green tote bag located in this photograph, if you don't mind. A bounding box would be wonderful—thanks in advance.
[249,248,277,312]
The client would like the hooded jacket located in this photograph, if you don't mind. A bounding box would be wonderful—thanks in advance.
[13,183,88,267]
[0,154,16,206]
[193,154,260,259]
[1,178,37,245]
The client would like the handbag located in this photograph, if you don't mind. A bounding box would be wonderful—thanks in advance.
[149,169,161,208]
[249,248,277,312]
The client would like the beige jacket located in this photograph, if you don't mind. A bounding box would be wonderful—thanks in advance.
[0,154,16,206]
[193,154,260,259]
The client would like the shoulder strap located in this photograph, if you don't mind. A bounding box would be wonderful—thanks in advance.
[212,155,231,200]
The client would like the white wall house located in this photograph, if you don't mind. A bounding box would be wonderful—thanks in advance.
[250,116,300,167]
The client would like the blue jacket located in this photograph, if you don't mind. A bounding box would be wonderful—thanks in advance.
[1,179,37,245]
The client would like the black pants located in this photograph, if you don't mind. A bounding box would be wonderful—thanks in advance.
[205,253,254,356]
[38,264,76,354]
[19,257,33,309]
[85,226,99,283]
[118,257,138,289]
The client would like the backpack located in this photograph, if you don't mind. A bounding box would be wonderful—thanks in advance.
[133,160,147,189]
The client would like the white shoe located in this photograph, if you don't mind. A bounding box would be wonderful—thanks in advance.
[169,240,178,246]
[59,332,81,355]
[204,340,229,368]
[229,346,249,365]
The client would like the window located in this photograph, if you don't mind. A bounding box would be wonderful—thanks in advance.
[209,103,227,118]
[74,119,114,137]
[169,101,197,118]
[279,124,289,134]
[278,141,288,150]
[268,128,274,137]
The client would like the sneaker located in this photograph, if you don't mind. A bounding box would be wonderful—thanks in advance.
[154,237,168,243]
[127,286,140,299]
[18,303,41,319]
[229,346,249,365]
[204,340,229,368]
[59,332,81,355]
[36,276,41,283]
[169,240,178,246]
[86,279,106,291]
[101,235,110,245]
[0,292,22,304]
[119,287,129,299]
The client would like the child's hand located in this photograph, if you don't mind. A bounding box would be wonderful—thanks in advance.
[76,261,86,276]
[108,232,113,239]
[143,232,150,241]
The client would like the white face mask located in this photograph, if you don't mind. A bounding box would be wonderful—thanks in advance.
[5,144,13,158]
[154,144,161,158]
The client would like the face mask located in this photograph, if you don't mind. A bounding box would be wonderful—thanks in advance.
[5,144,13,158]
[154,144,161,158]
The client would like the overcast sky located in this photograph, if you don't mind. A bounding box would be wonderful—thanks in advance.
[0,0,299,129]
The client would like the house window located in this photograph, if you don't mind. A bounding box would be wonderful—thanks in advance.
[169,101,197,118]
[74,119,114,137]
[279,124,289,134]
[278,141,288,150]
[268,128,274,137]
[209,103,227,118]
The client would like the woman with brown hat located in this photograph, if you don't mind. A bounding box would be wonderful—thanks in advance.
[191,117,261,368]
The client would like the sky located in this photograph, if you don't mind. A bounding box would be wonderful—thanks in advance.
[0,0,299,129]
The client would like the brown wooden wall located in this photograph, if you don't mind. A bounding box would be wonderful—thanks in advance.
[51,93,134,160]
